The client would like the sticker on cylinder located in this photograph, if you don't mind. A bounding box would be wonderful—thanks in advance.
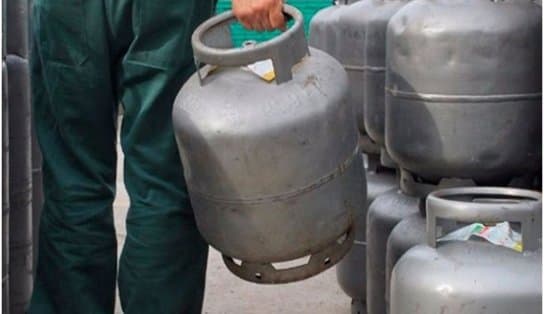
[438,222,522,252]
[246,59,275,82]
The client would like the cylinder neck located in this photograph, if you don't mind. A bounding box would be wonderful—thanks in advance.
[399,169,477,199]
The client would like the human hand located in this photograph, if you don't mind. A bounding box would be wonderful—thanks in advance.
[232,0,285,31]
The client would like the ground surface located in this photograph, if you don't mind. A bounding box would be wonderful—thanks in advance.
[112,145,352,314]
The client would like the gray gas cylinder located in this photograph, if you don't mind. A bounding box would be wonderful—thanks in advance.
[173,5,365,284]
[384,212,425,313]
[3,60,9,314]
[361,0,409,167]
[391,187,542,314]
[365,188,419,314]
[336,159,397,314]
[7,54,32,314]
[385,0,542,184]
[6,0,29,58]
[309,0,380,155]
[366,169,476,314]
[2,0,5,57]
[384,175,539,313]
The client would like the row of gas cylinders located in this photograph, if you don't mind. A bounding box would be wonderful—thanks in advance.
[3,0,43,312]
[173,1,541,314]
[307,0,542,313]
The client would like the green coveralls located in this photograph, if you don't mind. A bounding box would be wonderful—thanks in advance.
[29,1,215,313]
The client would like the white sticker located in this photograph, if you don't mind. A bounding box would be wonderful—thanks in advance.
[247,59,276,82]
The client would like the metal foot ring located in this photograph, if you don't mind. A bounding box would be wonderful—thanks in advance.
[222,225,355,284]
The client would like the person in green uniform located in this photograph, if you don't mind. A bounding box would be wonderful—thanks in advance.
[29,0,284,313]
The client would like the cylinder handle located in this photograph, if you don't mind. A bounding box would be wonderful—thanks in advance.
[191,4,309,84]
[426,187,542,252]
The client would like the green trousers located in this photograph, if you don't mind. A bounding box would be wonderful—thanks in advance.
[29,1,214,313]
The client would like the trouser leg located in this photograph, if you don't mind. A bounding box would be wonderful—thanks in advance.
[116,1,214,313]
[28,1,118,313]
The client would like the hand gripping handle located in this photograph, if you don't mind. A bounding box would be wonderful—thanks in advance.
[191,4,309,84]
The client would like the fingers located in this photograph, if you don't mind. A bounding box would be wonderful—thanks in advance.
[232,0,285,31]
[268,0,285,31]
[260,10,273,31]
[232,1,253,30]
[254,12,266,31]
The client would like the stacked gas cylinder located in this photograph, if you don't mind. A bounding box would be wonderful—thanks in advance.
[3,0,42,312]
[309,1,408,312]
[309,0,542,313]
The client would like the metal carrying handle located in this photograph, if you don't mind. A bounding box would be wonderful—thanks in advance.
[426,187,542,252]
[191,4,309,84]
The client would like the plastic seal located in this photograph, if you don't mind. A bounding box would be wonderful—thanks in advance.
[426,187,542,252]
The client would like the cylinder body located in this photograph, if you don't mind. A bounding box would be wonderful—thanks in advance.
[386,0,542,184]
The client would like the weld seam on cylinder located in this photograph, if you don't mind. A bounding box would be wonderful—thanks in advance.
[385,87,542,102]
[189,145,360,204]
[343,64,385,73]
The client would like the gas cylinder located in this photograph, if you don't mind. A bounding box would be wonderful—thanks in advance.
[384,212,425,313]
[6,0,28,58]
[366,169,476,314]
[309,0,379,154]
[366,188,419,314]
[361,0,409,167]
[173,5,365,284]
[385,0,542,184]
[384,175,539,313]
[7,54,33,314]
[336,159,397,313]
[2,60,9,314]
[2,0,5,57]
[390,187,542,314]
